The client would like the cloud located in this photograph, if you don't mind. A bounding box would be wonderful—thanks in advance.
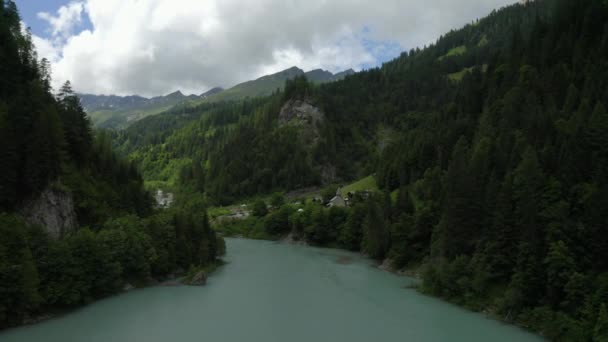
[33,0,516,97]
[38,2,85,41]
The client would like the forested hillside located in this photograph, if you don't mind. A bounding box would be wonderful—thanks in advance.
[0,0,223,329]
[117,0,608,339]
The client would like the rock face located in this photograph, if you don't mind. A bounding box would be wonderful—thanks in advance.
[278,99,325,145]
[379,258,396,272]
[279,99,324,128]
[155,189,174,209]
[278,99,338,184]
[282,231,308,246]
[20,185,78,239]
[187,271,207,286]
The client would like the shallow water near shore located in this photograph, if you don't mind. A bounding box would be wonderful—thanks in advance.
[0,238,543,342]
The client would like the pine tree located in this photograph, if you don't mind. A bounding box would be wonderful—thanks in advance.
[0,104,17,208]
[562,84,580,115]
[595,304,608,342]
[544,240,576,308]
[394,186,414,220]
[58,81,92,164]
[20,247,41,311]
[513,147,544,240]
[505,147,547,310]
[438,137,481,258]
[587,102,608,150]
[362,198,389,259]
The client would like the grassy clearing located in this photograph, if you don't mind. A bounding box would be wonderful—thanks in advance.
[438,45,467,61]
[342,175,378,194]
[144,180,173,192]
[208,206,233,219]
[448,68,471,81]
[448,64,489,82]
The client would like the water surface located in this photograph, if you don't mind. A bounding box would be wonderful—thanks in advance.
[0,238,543,342]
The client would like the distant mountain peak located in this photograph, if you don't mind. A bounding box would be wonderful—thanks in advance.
[166,90,184,97]
[201,87,224,98]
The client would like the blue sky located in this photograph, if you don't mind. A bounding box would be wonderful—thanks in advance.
[16,0,515,96]
[16,0,90,36]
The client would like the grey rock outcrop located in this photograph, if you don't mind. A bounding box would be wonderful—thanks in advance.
[20,184,78,239]
[155,189,174,209]
[279,99,324,128]
[278,99,325,145]
[187,271,207,286]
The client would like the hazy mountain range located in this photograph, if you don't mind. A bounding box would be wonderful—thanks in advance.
[80,67,354,129]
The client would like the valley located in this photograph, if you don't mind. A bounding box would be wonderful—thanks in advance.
[1,0,608,341]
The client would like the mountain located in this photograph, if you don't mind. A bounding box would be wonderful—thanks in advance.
[115,0,608,339]
[194,67,355,104]
[200,87,224,98]
[80,67,351,129]
[79,90,202,129]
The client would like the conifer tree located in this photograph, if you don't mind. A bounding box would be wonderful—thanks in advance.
[595,304,608,342]
[20,247,41,311]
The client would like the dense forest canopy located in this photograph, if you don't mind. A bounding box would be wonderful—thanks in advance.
[0,0,223,330]
[116,0,608,340]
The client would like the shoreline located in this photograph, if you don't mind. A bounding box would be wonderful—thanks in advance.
[2,263,225,332]
[261,234,544,339]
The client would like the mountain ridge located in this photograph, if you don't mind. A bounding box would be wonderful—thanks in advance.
[79,67,355,129]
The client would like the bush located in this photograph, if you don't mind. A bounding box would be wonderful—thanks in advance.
[264,206,291,236]
[252,199,268,217]
[270,192,285,207]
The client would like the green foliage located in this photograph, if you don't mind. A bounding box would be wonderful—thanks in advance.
[595,304,608,342]
[341,175,378,195]
[252,199,268,217]
[263,206,291,236]
[321,185,339,204]
[361,197,389,259]
[438,45,467,61]
[20,247,42,311]
[339,203,365,250]
[270,192,285,207]
[0,209,223,329]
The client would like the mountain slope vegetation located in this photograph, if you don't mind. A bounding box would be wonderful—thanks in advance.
[118,0,608,339]
[0,0,223,329]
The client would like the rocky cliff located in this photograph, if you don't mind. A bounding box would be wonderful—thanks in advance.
[278,99,325,144]
[279,99,338,183]
[20,184,78,239]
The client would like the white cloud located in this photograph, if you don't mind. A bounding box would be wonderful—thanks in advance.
[33,0,516,97]
[38,2,84,40]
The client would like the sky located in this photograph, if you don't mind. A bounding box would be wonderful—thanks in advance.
[15,0,516,97]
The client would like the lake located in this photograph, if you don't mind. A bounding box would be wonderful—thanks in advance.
[0,238,543,342]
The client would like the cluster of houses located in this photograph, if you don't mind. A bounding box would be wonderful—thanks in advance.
[214,186,374,224]
[314,187,372,208]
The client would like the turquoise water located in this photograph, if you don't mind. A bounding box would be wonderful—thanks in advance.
[0,238,543,342]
